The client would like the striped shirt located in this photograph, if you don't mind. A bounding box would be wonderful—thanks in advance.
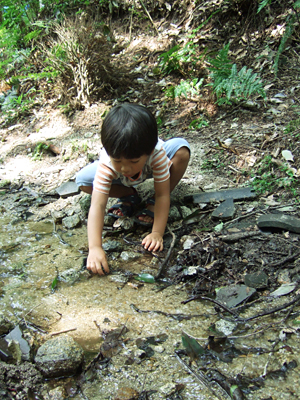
[93,139,172,195]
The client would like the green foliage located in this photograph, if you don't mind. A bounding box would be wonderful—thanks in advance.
[250,155,299,197]
[165,78,204,99]
[207,45,266,104]
[189,117,209,129]
[284,118,300,137]
[257,1,300,74]
[32,142,50,160]
[207,43,232,83]
[158,43,198,75]
[157,15,216,76]
[257,0,272,14]
[201,157,224,170]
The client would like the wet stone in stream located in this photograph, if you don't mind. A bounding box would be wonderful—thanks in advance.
[35,335,84,378]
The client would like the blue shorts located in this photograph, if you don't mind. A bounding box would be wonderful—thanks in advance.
[76,137,190,188]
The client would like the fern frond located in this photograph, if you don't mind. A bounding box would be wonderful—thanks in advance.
[211,63,266,105]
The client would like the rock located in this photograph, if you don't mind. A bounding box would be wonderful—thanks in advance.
[60,268,81,284]
[56,181,80,198]
[51,210,66,223]
[79,194,91,213]
[270,283,297,298]
[153,345,165,353]
[216,285,256,308]
[215,319,237,336]
[114,386,139,400]
[62,214,81,229]
[244,271,268,289]
[159,383,178,396]
[185,187,256,204]
[180,205,193,219]
[168,205,181,221]
[212,198,236,220]
[48,386,67,400]
[35,335,84,378]
[102,240,123,252]
[257,213,300,233]
[120,251,140,261]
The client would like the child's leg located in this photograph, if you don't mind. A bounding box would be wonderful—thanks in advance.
[137,138,190,224]
[169,146,190,192]
[76,161,98,194]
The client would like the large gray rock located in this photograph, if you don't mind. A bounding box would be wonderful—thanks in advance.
[62,214,81,229]
[35,335,84,378]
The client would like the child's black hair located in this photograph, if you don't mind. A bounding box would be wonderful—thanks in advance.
[101,103,158,159]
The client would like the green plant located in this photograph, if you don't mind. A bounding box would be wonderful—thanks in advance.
[165,78,204,99]
[284,118,300,136]
[158,43,199,75]
[257,0,272,13]
[201,158,224,170]
[250,155,299,196]
[257,1,300,74]
[207,45,266,104]
[32,142,49,160]
[189,117,209,129]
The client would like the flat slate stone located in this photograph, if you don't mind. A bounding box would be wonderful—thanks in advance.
[216,284,256,308]
[257,213,300,233]
[212,198,236,220]
[244,271,268,289]
[184,187,256,204]
[56,181,80,198]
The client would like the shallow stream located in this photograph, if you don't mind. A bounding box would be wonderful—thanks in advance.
[1,193,300,400]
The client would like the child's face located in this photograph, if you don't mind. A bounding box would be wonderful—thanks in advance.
[110,155,148,178]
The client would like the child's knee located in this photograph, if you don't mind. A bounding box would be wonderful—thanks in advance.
[174,146,190,165]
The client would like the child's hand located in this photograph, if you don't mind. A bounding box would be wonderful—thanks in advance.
[142,232,163,252]
[87,247,109,275]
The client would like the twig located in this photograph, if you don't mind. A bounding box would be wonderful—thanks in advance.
[139,0,159,35]
[174,351,226,400]
[244,293,300,322]
[266,250,300,269]
[129,0,135,42]
[50,327,77,336]
[182,295,242,320]
[155,226,176,279]
[220,230,261,243]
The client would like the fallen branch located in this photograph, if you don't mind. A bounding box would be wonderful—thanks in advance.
[220,230,261,243]
[155,226,176,279]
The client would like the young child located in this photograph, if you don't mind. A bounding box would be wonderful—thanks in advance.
[76,103,190,275]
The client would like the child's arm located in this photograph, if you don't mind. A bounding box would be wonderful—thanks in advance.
[87,190,110,275]
[142,179,170,252]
